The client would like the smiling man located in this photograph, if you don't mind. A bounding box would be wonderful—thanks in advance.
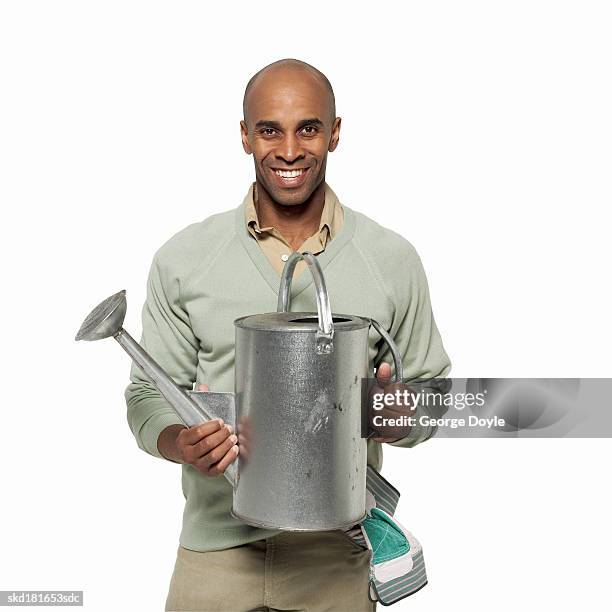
[125,58,451,611]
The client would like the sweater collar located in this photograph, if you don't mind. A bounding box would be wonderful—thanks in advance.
[235,183,356,298]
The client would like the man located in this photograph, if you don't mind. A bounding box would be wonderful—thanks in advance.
[125,58,451,612]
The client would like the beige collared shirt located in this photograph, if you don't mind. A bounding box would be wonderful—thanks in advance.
[245,181,345,277]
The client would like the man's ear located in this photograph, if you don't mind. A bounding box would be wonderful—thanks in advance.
[328,117,341,152]
[240,120,252,154]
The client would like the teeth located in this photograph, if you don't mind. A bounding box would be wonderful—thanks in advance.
[276,169,304,178]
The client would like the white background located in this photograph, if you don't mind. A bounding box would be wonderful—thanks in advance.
[1,1,611,610]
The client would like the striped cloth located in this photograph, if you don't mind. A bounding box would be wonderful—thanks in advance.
[345,467,429,606]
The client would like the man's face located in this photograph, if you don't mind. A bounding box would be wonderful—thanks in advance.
[240,69,341,206]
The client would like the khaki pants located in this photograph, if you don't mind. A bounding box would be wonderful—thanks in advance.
[165,530,376,612]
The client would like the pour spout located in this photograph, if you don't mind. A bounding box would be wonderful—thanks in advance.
[76,291,238,487]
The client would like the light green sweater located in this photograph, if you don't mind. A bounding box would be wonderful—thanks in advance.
[125,187,451,552]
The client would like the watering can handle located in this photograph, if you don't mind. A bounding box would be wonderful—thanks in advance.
[370,318,404,383]
[277,251,334,354]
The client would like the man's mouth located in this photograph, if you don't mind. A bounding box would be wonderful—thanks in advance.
[270,167,310,188]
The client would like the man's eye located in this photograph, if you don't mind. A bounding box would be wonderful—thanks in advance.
[261,128,277,136]
[301,125,317,135]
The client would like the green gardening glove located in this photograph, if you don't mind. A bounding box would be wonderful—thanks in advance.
[362,507,410,564]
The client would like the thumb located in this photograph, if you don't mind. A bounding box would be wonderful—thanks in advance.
[196,383,209,392]
[376,362,392,384]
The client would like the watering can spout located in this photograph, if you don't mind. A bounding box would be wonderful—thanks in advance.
[75,291,238,486]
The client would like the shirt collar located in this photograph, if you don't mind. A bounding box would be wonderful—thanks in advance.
[245,181,341,240]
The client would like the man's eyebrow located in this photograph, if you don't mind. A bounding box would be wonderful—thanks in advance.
[255,120,283,130]
[296,118,324,129]
[254,118,325,130]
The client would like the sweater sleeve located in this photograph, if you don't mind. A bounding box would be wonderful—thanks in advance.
[124,251,199,459]
[374,241,452,448]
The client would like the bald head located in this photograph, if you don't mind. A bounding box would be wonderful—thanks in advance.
[243,58,336,125]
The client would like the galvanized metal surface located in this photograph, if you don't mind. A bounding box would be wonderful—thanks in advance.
[231,323,369,530]
[74,289,127,341]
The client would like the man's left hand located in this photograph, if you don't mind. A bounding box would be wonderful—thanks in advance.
[369,362,415,444]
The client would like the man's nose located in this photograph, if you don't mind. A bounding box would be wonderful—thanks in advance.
[276,132,304,163]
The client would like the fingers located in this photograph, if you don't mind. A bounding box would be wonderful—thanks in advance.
[193,429,237,469]
[191,424,234,460]
[176,418,239,477]
[196,383,209,391]
[179,419,225,445]
[369,367,415,441]
[372,436,401,444]
[376,362,392,383]
[237,415,252,464]
[201,443,240,477]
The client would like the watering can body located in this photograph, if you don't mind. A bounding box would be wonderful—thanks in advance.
[229,312,370,530]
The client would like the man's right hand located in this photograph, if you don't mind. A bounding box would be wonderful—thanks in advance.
[157,384,239,476]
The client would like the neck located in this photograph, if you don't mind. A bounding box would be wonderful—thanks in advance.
[255,180,326,251]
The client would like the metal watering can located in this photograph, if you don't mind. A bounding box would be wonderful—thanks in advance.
[76,251,403,531]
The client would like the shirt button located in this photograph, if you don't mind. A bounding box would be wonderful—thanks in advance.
[281,254,289,262]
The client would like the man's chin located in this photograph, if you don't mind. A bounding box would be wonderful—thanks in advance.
[262,184,315,207]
